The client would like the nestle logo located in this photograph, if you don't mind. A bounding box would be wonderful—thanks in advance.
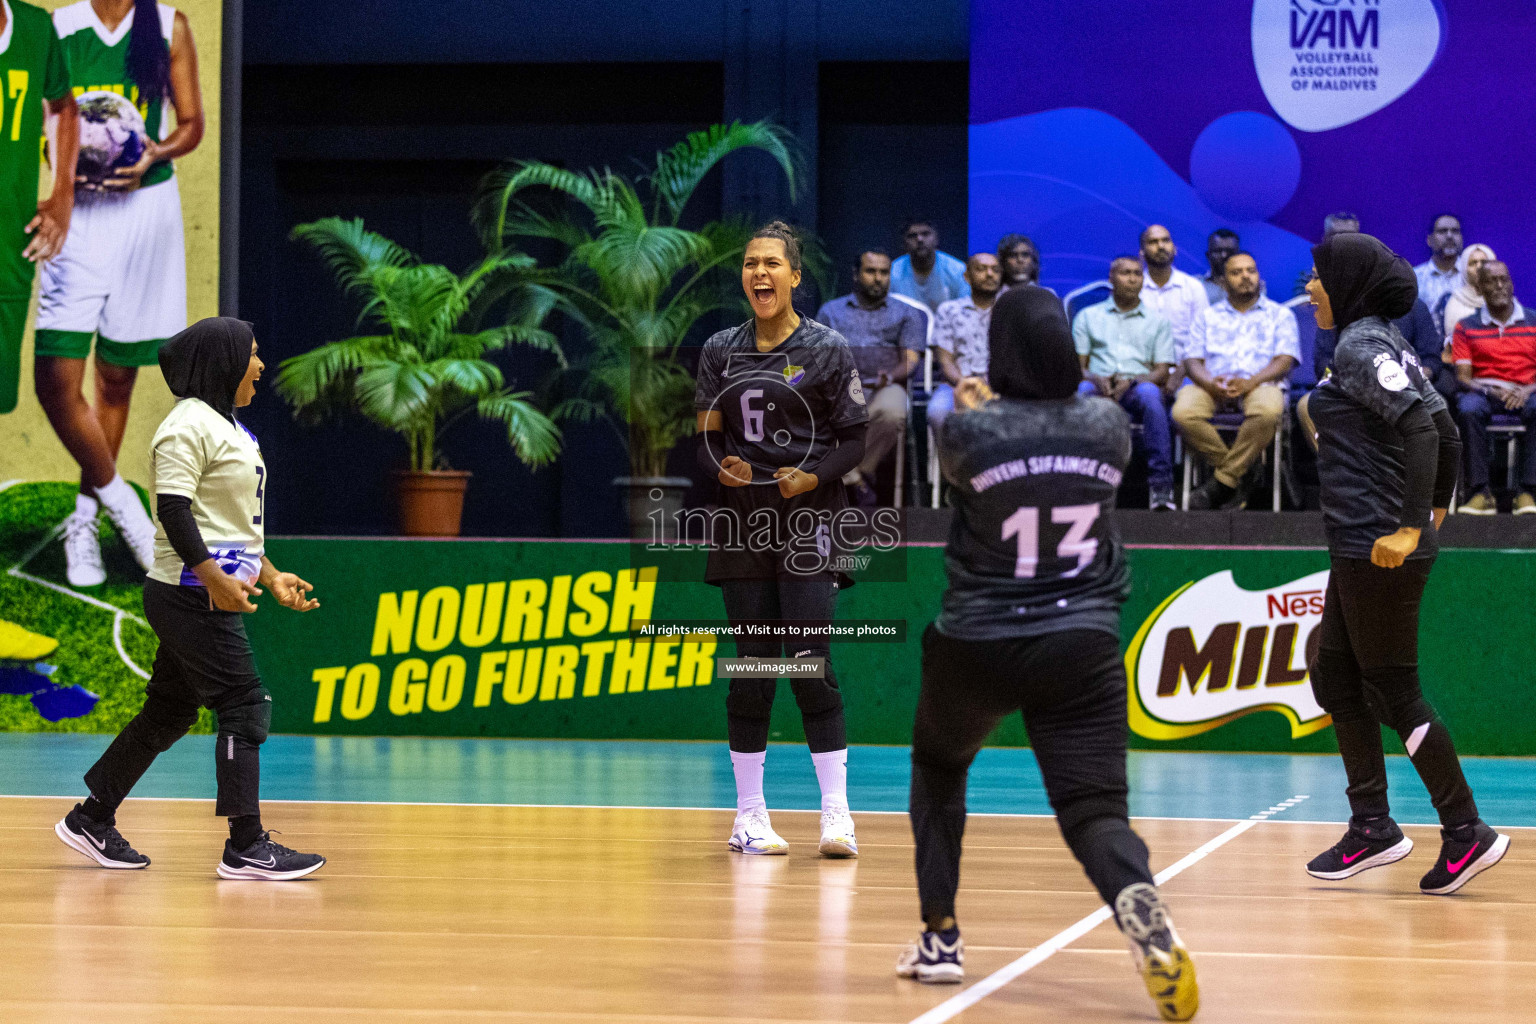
[1267,589,1324,618]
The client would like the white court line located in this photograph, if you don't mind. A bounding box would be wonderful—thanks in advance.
[905,795,1310,1024]
[3,500,152,681]
[111,611,149,680]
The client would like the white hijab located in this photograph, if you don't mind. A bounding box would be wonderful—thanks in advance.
[1450,243,1497,310]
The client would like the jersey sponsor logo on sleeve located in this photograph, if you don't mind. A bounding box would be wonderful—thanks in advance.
[1376,358,1409,392]
[849,370,866,406]
[1126,569,1332,741]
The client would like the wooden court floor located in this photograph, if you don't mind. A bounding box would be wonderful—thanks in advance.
[1,797,1532,1023]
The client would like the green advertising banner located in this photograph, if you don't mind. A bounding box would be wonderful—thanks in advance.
[3,477,1531,754]
[234,537,1535,755]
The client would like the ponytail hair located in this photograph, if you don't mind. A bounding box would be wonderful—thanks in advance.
[127,0,171,106]
[749,220,803,272]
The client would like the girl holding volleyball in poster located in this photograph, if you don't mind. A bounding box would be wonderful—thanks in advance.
[34,0,203,589]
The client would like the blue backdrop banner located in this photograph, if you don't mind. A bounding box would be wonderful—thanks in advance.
[970,1,1535,299]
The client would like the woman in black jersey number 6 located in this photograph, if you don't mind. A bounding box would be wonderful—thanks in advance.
[895,286,1198,1022]
[55,318,328,881]
[1302,233,1508,894]
[694,222,870,858]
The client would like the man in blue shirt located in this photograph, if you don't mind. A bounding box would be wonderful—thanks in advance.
[890,219,969,313]
[1073,256,1177,509]
[816,250,927,505]
[1415,214,1462,331]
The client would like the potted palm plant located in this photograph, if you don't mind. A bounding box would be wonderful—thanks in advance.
[471,121,815,536]
[278,217,563,536]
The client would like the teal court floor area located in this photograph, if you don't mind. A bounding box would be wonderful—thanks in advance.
[3,733,1534,827]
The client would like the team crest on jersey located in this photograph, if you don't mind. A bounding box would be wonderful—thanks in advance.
[849,370,866,406]
[783,365,806,386]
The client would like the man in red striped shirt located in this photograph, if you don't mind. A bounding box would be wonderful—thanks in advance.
[1451,261,1536,514]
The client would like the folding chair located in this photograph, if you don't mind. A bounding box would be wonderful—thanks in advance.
[1449,414,1526,512]
[1180,401,1287,511]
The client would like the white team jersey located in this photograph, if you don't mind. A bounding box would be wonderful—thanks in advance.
[148,398,265,587]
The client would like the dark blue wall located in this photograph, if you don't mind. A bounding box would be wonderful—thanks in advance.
[247,0,967,64]
[239,1,968,539]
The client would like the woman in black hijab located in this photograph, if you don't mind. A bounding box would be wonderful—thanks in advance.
[1303,235,1508,894]
[898,286,1199,1021]
[56,318,330,881]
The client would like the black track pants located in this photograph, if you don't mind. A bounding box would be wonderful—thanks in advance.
[84,580,270,819]
[1308,557,1478,830]
[910,624,1153,921]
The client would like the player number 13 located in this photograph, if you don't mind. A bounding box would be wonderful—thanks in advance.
[1001,503,1100,579]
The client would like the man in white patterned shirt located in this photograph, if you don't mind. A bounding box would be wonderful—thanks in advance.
[927,253,1001,434]
[1173,252,1299,509]
[1138,225,1210,396]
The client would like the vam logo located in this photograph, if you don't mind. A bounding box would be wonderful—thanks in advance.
[1127,569,1332,740]
[1252,0,1445,132]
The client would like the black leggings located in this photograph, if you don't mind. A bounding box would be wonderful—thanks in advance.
[1308,557,1478,830]
[910,625,1153,922]
[85,580,270,819]
[720,577,846,753]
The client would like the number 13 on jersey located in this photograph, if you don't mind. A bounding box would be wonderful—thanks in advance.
[1002,503,1101,579]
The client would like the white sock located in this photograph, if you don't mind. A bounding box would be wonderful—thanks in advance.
[95,474,135,511]
[73,493,100,519]
[811,748,848,813]
[730,749,767,816]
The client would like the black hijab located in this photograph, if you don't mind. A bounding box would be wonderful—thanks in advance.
[987,284,1082,400]
[1312,232,1417,336]
[158,317,255,422]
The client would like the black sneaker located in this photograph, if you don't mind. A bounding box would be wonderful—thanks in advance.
[1115,883,1198,1022]
[1306,818,1413,880]
[895,926,963,984]
[1420,822,1509,895]
[217,831,326,880]
[54,804,149,869]
[1186,477,1235,510]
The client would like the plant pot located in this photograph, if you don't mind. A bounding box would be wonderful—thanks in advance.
[393,470,473,537]
[614,476,693,541]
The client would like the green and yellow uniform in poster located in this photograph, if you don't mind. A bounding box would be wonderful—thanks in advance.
[0,0,70,413]
[52,0,172,186]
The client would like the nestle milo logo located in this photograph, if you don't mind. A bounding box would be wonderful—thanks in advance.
[1129,569,1332,741]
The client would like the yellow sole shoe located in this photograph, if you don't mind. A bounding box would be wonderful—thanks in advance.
[0,619,59,662]
[1142,945,1199,1021]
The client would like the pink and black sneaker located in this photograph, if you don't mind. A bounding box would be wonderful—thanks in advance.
[1306,818,1413,880]
[1420,822,1509,895]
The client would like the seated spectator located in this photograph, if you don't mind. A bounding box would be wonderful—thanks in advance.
[929,253,1002,435]
[996,233,1056,296]
[1202,229,1241,305]
[1441,243,1497,348]
[816,250,928,506]
[1073,256,1176,509]
[1450,260,1536,515]
[1174,252,1299,509]
[890,219,969,313]
[1137,224,1210,396]
[1415,214,1463,333]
